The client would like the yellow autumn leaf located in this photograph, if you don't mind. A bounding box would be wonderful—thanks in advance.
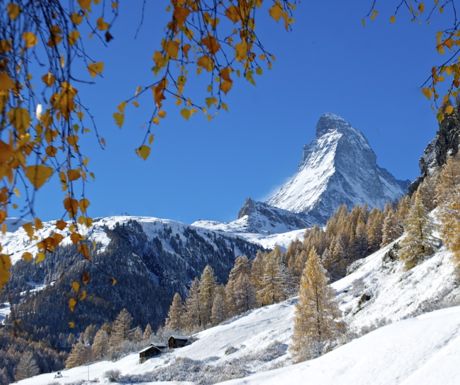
[42,72,55,86]
[370,9,379,21]
[0,72,14,91]
[79,198,90,212]
[97,17,109,31]
[180,108,192,120]
[71,281,80,292]
[22,252,33,262]
[197,56,214,72]
[68,30,80,46]
[269,3,283,21]
[22,32,38,48]
[7,3,21,20]
[136,145,151,160]
[78,0,91,10]
[390,15,396,24]
[148,133,155,145]
[87,62,104,77]
[25,165,54,189]
[35,252,46,263]
[445,105,454,114]
[421,87,432,99]
[113,112,124,127]
[165,40,179,59]
[8,107,30,132]
[68,297,77,312]
[67,169,81,181]
[418,2,425,13]
[235,41,248,61]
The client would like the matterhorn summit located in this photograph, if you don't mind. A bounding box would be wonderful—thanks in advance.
[267,113,409,223]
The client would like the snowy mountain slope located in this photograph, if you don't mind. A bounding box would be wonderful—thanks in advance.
[1,216,263,342]
[192,199,312,238]
[223,306,460,385]
[15,244,460,385]
[267,113,409,223]
[2,215,262,265]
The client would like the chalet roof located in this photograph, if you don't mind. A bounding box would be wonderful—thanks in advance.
[139,344,167,354]
[169,334,189,340]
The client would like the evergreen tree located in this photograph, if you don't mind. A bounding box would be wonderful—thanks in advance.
[381,208,402,247]
[14,351,39,381]
[109,308,133,351]
[132,326,143,342]
[82,324,97,346]
[226,256,256,317]
[251,251,266,298]
[211,285,227,325]
[184,278,201,331]
[66,341,90,368]
[143,323,153,341]
[367,208,384,253]
[199,265,217,327]
[256,251,288,306]
[399,190,434,269]
[436,155,460,204]
[92,328,109,360]
[165,293,184,332]
[290,249,344,363]
[437,156,460,268]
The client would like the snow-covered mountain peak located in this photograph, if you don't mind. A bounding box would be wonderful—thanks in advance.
[268,114,409,223]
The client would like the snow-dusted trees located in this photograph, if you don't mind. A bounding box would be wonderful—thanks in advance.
[290,249,344,363]
[381,207,402,247]
[143,323,153,341]
[92,328,109,360]
[256,249,289,306]
[66,341,91,368]
[14,351,39,381]
[109,308,133,351]
[225,256,256,317]
[184,278,202,331]
[165,293,185,332]
[199,265,217,327]
[399,190,434,269]
[211,285,227,325]
[437,155,460,268]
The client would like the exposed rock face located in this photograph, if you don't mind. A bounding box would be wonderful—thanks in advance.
[410,112,460,193]
[236,198,313,233]
[267,113,409,223]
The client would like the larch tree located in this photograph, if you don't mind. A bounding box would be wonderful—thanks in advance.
[199,265,217,327]
[257,251,288,306]
[399,190,434,269]
[437,155,460,269]
[165,292,185,332]
[109,308,133,351]
[381,208,402,247]
[184,278,202,332]
[91,328,109,361]
[14,351,40,381]
[211,285,227,326]
[290,248,344,363]
[143,323,153,341]
[66,340,90,369]
[226,256,256,317]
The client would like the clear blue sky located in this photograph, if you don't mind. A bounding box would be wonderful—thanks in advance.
[31,1,448,224]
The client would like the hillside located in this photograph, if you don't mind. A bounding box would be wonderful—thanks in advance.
[14,243,460,385]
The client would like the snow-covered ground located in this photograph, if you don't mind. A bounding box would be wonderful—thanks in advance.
[15,244,460,385]
[223,306,460,385]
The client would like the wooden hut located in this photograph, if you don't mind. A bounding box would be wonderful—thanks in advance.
[168,335,189,349]
[139,344,167,363]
